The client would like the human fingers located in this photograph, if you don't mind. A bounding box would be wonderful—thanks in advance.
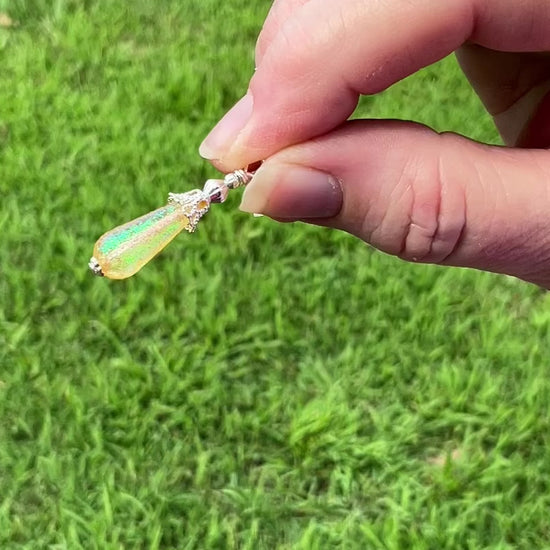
[255,0,312,67]
[239,120,550,288]
[456,46,550,146]
[199,0,550,171]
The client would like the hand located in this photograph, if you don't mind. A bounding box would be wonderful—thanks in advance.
[199,0,550,288]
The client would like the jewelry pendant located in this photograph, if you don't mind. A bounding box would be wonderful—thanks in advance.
[89,168,256,279]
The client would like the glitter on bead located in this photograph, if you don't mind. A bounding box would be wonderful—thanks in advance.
[92,204,190,280]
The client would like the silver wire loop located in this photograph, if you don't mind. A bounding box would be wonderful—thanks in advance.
[224,169,254,189]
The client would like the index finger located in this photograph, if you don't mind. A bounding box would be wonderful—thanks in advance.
[254,0,312,66]
[199,0,550,170]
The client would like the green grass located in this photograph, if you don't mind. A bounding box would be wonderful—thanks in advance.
[1,1,550,548]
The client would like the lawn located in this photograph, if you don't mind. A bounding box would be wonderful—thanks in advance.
[1,1,550,548]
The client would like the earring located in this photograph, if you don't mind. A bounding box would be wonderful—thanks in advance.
[89,167,258,280]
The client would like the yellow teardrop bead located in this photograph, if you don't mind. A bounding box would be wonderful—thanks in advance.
[92,203,190,280]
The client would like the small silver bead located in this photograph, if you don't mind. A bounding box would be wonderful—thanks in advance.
[203,179,229,203]
[88,257,104,277]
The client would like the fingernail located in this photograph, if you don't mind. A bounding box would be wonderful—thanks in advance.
[199,94,253,160]
[239,163,343,219]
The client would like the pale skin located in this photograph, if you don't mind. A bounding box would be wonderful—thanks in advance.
[199,0,550,288]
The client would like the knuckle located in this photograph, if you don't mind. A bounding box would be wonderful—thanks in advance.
[368,132,467,265]
[398,153,442,263]
[399,135,467,264]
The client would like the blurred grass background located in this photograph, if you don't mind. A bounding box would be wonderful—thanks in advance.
[1,1,550,548]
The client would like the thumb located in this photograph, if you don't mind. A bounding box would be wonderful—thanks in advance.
[239,120,550,288]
